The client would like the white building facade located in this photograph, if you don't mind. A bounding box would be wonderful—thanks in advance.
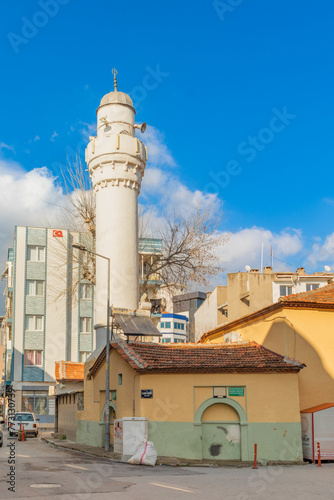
[2,226,94,427]
[159,313,188,343]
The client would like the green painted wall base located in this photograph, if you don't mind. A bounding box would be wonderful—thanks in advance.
[148,421,303,462]
[77,420,104,448]
[148,421,202,460]
[76,419,303,462]
[247,423,303,462]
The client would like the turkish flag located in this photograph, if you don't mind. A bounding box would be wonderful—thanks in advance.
[53,230,63,237]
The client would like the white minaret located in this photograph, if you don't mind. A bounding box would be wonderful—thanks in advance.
[85,70,147,348]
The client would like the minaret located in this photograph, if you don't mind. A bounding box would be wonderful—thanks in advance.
[85,70,147,348]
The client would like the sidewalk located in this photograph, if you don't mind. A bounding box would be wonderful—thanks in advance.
[40,433,306,468]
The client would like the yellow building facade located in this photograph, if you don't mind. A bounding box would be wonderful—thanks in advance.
[201,284,334,411]
[77,340,304,462]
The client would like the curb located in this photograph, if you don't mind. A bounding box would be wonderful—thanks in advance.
[41,438,307,468]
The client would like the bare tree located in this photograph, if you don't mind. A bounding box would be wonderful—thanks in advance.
[58,157,95,238]
[50,159,227,300]
[45,157,96,301]
[140,207,227,295]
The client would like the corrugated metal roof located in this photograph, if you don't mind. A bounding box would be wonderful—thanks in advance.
[114,314,161,337]
[301,403,334,413]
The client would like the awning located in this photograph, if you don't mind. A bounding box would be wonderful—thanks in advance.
[114,314,161,337]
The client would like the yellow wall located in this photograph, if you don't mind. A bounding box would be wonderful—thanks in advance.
[78,350,138,423]
[80,347,301,425]
[226,272,274,322]
[202,404,239,422]
[138,372,300,423]
[204,307,334,411]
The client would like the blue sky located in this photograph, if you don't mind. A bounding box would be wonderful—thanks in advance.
[1,0,334,278]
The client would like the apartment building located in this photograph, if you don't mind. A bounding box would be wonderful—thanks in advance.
[1,228,165,425]
[1,226,94,427]
[173,291,207,342]
[194,267,334,342]
[158,312,188,343]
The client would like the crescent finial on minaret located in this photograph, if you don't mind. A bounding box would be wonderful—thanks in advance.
[112,68,118,91]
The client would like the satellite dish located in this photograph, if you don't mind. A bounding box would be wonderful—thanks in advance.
[245,265,251,272]
[325,265,331,272]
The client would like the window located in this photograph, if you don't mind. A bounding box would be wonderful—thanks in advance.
[160,322,165,329]
[79,351,91,362]
[280,285,293,297]
[80,283,92,299]
[80,317,91,333]
[26,280,44,296]
[213,386,227,398]
[26,315,43,331]
[181,323,185,330]
[27,245,45,262]
[306,284,320,292]
[110,390,117,401]
[165,322,171,328]
[24,350,43,366]
[118,374,123,386]
[165,338,171,343]
[14,413,34,422]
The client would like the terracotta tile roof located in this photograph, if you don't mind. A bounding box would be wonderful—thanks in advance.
[88,339,305,377]
[55,361,84,381]
[200,282,334,343]
[280,282,334,304]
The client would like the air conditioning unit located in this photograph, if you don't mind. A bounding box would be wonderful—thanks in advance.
[224,332,242,343]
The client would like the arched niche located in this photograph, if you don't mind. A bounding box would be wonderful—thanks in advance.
[194,397,249,461]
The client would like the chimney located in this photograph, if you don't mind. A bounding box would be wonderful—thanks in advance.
[296,267,305,276]
[263,266,272,274]
[250,269,259,273]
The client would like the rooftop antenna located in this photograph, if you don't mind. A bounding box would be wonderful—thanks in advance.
[260,242,264,273]
[112,68,118,91]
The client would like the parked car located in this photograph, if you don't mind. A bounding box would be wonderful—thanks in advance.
[0,420,4,447]
[9,412,39,437]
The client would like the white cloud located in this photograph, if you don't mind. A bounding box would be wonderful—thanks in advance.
[141,166,220,215]
[79,122,97,141]
[50,131,58,142]
[307,233,334,269]
[140,125,176,167]
[34,135,40,141]
[0,142,15,152]
[219,227,303,273]
[0,161,65,294]
[140,125,220,215]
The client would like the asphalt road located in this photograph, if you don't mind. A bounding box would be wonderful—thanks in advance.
[0,427,333,499]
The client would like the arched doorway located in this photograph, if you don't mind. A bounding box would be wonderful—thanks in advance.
[194,397,248,461]
[100,402,117,444]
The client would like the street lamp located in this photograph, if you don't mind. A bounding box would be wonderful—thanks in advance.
[72,243,111,452]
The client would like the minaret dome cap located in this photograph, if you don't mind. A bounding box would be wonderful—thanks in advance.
[99,91,134,109]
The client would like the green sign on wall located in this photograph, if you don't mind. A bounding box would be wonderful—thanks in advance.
[228,387,244,397]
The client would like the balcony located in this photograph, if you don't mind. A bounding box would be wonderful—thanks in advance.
[139,278,163,286]
[139,238,162,255]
